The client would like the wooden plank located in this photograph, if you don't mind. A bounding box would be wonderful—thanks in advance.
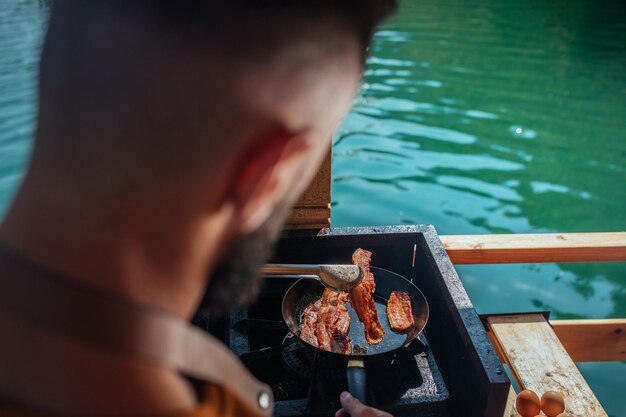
[487,319,626,363]
[551,319,626,362]
[488,314,607,417]
[286,149,331,230]
[284,205,330,230]
[440,232,626,264]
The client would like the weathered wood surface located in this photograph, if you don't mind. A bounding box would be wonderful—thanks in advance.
[441,232,626,264]
[488,318,626,363]
[488,314,608,417]
[285,205,330,229]
[551,319,626,362]
[286,150,331,229]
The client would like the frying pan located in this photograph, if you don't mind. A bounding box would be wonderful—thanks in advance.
[282,267,429,405]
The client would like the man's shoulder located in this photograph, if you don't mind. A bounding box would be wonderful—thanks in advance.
[0,385,263,417]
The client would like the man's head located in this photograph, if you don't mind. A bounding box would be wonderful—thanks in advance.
[26,1,396,315]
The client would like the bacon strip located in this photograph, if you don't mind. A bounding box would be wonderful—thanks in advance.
[299,300,321,348]
[349,248,385,345]
[299,288,351,354]
[387,291,414,331]
[321,287,349,306]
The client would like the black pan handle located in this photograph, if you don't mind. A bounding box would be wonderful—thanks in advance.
[346,358,367,405]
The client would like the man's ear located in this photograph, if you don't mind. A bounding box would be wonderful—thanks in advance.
[231,128,311,233]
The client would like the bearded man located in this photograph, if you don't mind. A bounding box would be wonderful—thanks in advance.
[0,1,396,416]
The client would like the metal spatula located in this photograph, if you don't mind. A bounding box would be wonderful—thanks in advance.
[262,264,363,291]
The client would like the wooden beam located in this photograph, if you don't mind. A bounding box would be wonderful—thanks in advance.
[550,319,626,362]
[488,314,607,417]
[440,232,626,264]
[284,205,330,230]
[286,149,332,230]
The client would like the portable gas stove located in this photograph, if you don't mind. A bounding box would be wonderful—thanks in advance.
[194,225,510,417]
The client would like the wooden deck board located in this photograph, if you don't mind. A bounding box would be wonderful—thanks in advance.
[488,314,607,417]
[441,232,626,264]
[488,318,626,363]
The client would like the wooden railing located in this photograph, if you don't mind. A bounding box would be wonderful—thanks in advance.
[439,232,626,417]
[440,232,626,264]
[439,232,626,363]
[286,151,332,229]
[550,318,625,362]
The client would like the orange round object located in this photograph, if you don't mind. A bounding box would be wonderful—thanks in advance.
[556,413,575,417]
[541,391,565,417]
[515,389,541,417]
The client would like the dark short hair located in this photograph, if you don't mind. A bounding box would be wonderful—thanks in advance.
[108,0,397,60]
[35,0,397,202]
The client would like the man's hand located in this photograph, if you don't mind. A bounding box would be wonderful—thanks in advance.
[335,391,393,417]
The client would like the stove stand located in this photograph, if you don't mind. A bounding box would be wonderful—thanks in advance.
[224,280,449,417]
[196,225,510,417]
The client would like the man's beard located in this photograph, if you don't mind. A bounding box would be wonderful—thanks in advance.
[195,201,292,318]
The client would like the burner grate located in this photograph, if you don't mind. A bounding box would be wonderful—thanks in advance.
[223,289,449,415]
[281,333,346,383]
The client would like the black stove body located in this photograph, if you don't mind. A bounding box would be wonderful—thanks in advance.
[196,225,509,417]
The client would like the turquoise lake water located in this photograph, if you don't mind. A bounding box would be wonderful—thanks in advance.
[0,1,625,415]
[332,1,626,415]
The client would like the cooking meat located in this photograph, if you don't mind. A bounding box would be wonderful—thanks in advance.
[349,248,385,345]
[321,287,349,306]
[298,288,351,354]
[316,303,352,354]
[298,247,386,351]
[299,300,321,347]
[386,291,414,331]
